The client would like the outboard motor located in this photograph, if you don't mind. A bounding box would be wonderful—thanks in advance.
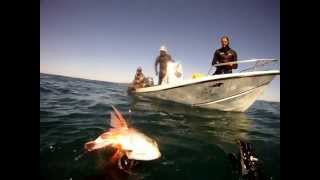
[144,77,154,87]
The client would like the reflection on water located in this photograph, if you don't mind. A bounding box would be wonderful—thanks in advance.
[130,96,252,147]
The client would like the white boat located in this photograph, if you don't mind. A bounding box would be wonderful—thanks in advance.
[131,59,280,112]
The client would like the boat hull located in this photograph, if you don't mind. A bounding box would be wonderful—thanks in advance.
[132,71,279,112]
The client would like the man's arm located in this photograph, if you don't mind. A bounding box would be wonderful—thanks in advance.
[232,50,238,69]
[136,75,144,83]
[212,50,219,65]
[167,54,173,62]
[132,73,138,83]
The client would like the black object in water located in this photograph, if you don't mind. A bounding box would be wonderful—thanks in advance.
[118,155,139,173]
[229,139,265,180]
[84,155,140,180]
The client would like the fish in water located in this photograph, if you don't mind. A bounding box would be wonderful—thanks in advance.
[84,106,161,164]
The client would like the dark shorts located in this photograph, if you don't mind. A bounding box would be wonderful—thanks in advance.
[213,68,232,75]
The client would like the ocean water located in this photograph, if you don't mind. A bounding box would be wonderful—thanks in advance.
[40,73,280,180]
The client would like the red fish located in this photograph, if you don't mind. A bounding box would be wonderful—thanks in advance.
[85,106,161,162]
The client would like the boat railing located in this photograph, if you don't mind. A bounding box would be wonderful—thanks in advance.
[213,58,280,73]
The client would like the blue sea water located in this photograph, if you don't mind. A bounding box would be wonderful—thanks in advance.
[40,73,280,180]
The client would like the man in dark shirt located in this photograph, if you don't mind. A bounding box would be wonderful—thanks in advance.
[155,45,173,85]
[211,36,238,75]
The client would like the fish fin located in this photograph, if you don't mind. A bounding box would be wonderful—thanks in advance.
[110,144,123,163]
[84,141,97,152]
[110,105,128,129]
[84,141,113,152]
[84,135,113,152]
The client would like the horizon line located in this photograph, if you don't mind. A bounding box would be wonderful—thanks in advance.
[40,72,130,84]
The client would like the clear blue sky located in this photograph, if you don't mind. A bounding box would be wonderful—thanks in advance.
[40,0,280,102]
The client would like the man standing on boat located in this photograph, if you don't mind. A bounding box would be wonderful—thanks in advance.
[155,45,174,85]
[211,36,238,74]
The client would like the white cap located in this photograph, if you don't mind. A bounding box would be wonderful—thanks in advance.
[159,45,167,52]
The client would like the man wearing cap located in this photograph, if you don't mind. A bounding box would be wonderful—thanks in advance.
[211,36,238,75]
[155,45,174,85]
[132,67,146,89]
[127,67,147,93]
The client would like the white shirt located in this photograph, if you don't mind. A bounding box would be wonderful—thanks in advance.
[161,61,183,84]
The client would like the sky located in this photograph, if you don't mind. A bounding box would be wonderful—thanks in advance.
[40,0,280,102]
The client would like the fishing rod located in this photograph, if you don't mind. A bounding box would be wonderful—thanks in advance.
[207,65,213,75]
[213,58,279,67]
